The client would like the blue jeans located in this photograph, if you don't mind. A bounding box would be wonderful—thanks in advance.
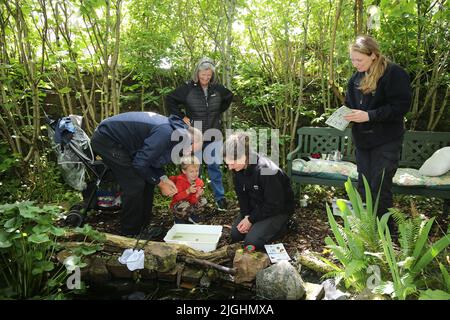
[195,141,225,202]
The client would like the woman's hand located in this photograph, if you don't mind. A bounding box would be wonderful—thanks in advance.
[344,109,369,123]
[237,216,252,234]
[158,179,178,197]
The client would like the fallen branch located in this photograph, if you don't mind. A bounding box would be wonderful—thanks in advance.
[180,256,236,275]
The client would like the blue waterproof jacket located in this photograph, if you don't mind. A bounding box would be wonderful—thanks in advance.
[96,112,188,184]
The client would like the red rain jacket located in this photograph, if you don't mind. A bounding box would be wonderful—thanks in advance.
[169,174,204,208]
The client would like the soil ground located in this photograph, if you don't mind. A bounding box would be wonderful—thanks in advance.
[83,188,449,260]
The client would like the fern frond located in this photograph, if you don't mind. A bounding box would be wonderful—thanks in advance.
[345,259,367,279]
[322,270,342,279]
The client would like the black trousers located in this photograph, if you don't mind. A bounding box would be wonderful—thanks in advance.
[91,131,155,235]
[355,137,403,218]
[231,214,289,250]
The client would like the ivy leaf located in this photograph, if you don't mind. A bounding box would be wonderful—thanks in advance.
[28,233,50,244]
[32,225,51,234]
[49,226,66,237]
[4,217,21,230]
[74,224,106,242]
[73,243,103,256]
[32,261,54,275]
[34,251,44,260]
[0,231,12,248]
[18,204,41,220]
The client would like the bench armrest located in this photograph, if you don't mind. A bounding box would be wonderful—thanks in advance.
[286,145,302,177]
[287,145,302,161]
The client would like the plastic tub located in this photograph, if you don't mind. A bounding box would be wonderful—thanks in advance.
[163,224,223,252]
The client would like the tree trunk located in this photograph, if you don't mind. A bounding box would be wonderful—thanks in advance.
[328,0,344,106]
[354,0,364,36]
[223,0,236,130]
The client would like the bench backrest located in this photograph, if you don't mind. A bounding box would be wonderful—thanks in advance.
[296,127,450,169]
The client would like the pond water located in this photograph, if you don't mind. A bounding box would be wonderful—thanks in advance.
[75,279,256,300]
[170,232,218,243]
[75,265,322,300]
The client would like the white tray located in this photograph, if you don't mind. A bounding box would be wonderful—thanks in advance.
[163,224,223,252]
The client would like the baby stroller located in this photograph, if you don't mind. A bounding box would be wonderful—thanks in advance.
[45,113,121,227]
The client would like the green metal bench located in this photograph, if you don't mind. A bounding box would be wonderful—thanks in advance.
[286,126,450,213]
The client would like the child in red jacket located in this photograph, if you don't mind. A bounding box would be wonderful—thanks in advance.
[169,156,207,224]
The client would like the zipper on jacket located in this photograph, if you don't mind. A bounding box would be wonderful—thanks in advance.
[203,87,209,130]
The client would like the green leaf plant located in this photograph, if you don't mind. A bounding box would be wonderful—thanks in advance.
[0,201,104,299]
[322,177,450,299]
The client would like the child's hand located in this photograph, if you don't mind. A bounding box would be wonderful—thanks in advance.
[196,187,204,198]
[187,185,197,194]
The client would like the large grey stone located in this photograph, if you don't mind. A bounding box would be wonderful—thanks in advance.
[256,261,305,300]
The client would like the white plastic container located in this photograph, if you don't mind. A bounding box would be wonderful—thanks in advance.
[163,224,223,252]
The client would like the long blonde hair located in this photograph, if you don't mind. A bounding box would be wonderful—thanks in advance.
[350,35,389,94]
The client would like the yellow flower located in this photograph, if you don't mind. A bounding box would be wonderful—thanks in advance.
[22,232,28,237]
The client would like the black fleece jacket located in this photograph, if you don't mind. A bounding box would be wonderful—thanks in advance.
[233,155,295,224]
[345,63,412,149]
[166,81,233,134]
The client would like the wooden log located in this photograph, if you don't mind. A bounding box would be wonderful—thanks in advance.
[296,250,335,274]
[101,232,240,262]
[62,231,240,263]
[58,232,241,276]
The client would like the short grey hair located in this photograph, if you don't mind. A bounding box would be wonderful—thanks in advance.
[192,57,217,84]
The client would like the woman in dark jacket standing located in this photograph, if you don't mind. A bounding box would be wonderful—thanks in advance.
[344,35,412,220]
[224,133,295,250]
[166,58,234,211]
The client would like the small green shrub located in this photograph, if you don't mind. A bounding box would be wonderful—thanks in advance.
[0,201,104,299]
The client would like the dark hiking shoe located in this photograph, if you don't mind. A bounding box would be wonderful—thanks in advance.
[174,217,191,224]
[188,213,202,224]
[216,199,228,212]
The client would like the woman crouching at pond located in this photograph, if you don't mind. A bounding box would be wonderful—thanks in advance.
[224,133,295,250]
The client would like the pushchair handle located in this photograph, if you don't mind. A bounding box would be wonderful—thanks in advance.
[43,109,58,129]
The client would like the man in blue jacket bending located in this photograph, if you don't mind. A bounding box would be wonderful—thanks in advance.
[91,112,202,237]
